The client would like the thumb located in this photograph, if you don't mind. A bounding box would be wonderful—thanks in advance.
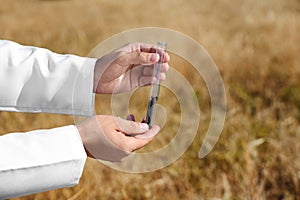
[114,117,149,135]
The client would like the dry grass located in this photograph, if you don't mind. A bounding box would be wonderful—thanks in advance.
[0,0,300,199]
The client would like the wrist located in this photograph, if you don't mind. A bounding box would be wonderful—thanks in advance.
[75,122,94,158]
[93,58,103,93]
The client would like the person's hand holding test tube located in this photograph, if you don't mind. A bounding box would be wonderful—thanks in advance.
[93,43,170,94]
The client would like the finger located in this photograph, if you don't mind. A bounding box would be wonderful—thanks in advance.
[160,73,166,81]
[120,52,160,66]
[126,114,136,121]
[162,52,170,63]
[135,125,160,139]
[161,63,170,72]
[154,49,170,63]
[138,43,157,53]
[142,65,155,76]
[139,76,158,86]
[124,125,160,151]
[142,64,169,76]
[138,73,167,86]
[132,43,170,63]
[114,117,149,134]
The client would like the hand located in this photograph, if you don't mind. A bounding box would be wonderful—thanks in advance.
[93,43,170,94]
[75,115,160,162]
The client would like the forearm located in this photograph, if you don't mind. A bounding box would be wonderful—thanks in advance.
[0,40,96,116]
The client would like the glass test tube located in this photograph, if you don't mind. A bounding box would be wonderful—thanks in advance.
[145,41,167,127]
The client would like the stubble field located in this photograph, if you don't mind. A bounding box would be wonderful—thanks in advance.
[0,0,299,199]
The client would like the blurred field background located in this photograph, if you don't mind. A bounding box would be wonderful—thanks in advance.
[0,0,300,199]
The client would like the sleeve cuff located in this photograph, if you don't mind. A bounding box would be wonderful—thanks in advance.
[0,125,87,199]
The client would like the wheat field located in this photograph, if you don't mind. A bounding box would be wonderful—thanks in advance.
[0,0,300,199]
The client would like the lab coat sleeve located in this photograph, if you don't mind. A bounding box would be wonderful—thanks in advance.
[0,40,96,116]
[0,125,87,199]
[0,40,94,198]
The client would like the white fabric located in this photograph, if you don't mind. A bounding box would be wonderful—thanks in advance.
[0,40,95,198]
[0,126,87,199]
[0,40,96,116]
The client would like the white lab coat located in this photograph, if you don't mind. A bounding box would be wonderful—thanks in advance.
[0,40,97,199]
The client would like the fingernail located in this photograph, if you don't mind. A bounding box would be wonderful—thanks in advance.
[136,126,160,139]
[160,73,166,81]
[150,53,159,62]
[139,123,149,130]
[165,64,170,71]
